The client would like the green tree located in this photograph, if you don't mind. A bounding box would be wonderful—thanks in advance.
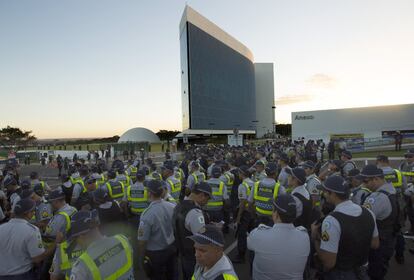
[0,126,37,148]
[156,130,180,142]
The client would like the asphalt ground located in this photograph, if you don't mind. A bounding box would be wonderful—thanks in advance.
[15,163,414,280]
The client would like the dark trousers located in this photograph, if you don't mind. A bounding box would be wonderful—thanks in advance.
[368,236,396,280]
[407,200,414,233]
[0,270,37,280]
[324,267,369,280]
[395,232,405,258]
[180,255,196,280]
[146,244,178,280]
[236,210,253,257]
[127,215,141,271]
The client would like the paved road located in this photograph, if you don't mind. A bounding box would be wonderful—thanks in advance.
[15,164,414,280]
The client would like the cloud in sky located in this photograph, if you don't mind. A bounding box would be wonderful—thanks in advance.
[306,73,338,89]
[276,94,314,106]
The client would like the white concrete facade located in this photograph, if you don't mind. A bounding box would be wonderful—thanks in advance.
[292,104,414,142]
[254,63,275,138]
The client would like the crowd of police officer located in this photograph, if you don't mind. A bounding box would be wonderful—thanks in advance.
[0,143,413,280]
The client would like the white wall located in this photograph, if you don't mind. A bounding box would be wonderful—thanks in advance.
[254,63,275,138]
[292,104,414,142]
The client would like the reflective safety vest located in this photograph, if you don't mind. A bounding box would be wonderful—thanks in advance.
[149,172,162,181]
[96,174,106,186]
[206,181,225,211]
[106,181,125,200]
[242,181,252,208]
[57,207,78,234]
[126,184,149,214]
[174,168,185,182]
[224,172,234,196]
[116,174,131,187]
[384,169,403,188]
[192,274,237,280]
[32,180,46,190]
[70,176,84,186]
[192,172,206,184]
[78,234,133,280]
[166,178,182,202]
[401,163,414,183]
[128,167,138,182]
[253,181,281,216]
[59,241,85,279]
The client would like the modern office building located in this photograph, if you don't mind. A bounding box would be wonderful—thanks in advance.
[292,104,414,144]
[179,6,274,139]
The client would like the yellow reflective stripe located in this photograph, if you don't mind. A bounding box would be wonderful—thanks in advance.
[106,182,125,199]
[242,181,251,207]
[402,171,414,176]
[223,273,238,280]
[79,252,100,280]
[192,173,198,184]
[126,186,148,213]
[361,187,371,193]
[58,211,71,233]
[207,182,224,207]
[167,179,182,194]
[106,235,132,280]
[60,242,70,270]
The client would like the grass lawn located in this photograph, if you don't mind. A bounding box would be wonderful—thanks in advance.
[351,150,405,158]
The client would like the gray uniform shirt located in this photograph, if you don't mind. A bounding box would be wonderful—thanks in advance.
[291,184,310,217]
[278,167,290,188]
[45,204,77,238]
[342,161,356,177]
[351,186,371,206]
[247,223,310,280]
[321,200,378,253]
[184,199,206,234]
[363,183,395,221]
[192,254,238,280]
[247,178,286,203]
[138,199,175,251]
[208,177,229,200]
[0,218,45,276]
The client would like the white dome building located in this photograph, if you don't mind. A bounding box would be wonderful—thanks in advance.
[118,127,160,143]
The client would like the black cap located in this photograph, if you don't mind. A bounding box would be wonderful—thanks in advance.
[146,179,163,195]
[238,165,250,176]
[265,162,278,174]
[272,194,296,220]
[21,189,34,199]
[136,169,146,179]
[187,224,224,247]
[357,164,384,180]
[68,210,100,239]
[193,182,212,197]
[107,170,117,179]
[47,189,66,202]
[3,177,17,187]
[211,166,222,177]
[301,160,315,169]
[404,149,414,157]
[323,175,349,194]
[376,155,389,162]
[161,161,174,171]
[341,150,352,159]
[14,198,36,215]
[347,168,360,178]
[286,167,306,185]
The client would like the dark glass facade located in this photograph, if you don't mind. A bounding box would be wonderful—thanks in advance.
[180,22,256,130]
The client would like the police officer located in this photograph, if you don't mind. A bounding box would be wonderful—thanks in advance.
[340,150,356,177]
[123,169,149,221]
[0,199,57,279]
[205,166,227,223]
[3,176,21,214]
[253,160,267,182]
[90,165,106,187]
[312,175,379,280]
[30,171,51,192]
[277,153,290,188]
[31,184,53,230]
[187,161,206,191]
[232,165,254,263]
[116,165,131,187]
[360,165,398,280]
[249,162,285,226]
[137,179,178,280]
[189,224,238,280]
[320,160,343,181]
[248,194,309,280]
[376,154,405,263]
[162,161,182,202]
[69,210,134,279]
[400,149,414,235]
[219,162,235,233]
[347,169,371,205]
[70,166,88,206]
[173,182,211,280]
[100,170,125,202]
[75,177,98,210]
[286,167,312,230]
[126,159,139,183]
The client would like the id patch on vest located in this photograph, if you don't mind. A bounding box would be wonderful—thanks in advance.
[321,231,330,241]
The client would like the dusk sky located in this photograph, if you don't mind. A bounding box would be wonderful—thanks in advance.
[1,0,413,139]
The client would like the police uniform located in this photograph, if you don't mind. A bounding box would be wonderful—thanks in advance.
[71,179,87,205]
[123,180,149,218]
[165,175,182,202]
[31,178,51,192]
[0,199,45,279]
[138,188,177,280]
[320,176,378,280]
[187,170,206,190]
[45,203,77,238]
[277,167,290,188]
[34,198,53,224]
[173,186,209,280]
[400,152,414,234]
[341,160,356,177]
[70,234,133,280]
[291,184,312,230]
[247,194,310,280]
[361,165,397,280]
[189,224,238,280]
[350,185,372,205]
[50,240,84,279]
[100,179,125,202]
[116,172,131,187]
[205,177,227,222]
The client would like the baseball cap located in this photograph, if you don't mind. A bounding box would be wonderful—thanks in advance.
[47,189,66,202]
[265,162,278,174]
[301,160,315,169]
[136,169,146,179]
[357,164,384,180]
[211,166,222,177]
[341,150,352,159]
[238,165,250,177]
[286,167,306,185]
[146,179,164,195]
[14,198,36,215]
[272,194,297,220]
[323,175,349,194]
[347,169,360,178]
[161,161,174,171]
[193,182,212,197]
[68,210,100,239]
[187,224,225,247]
